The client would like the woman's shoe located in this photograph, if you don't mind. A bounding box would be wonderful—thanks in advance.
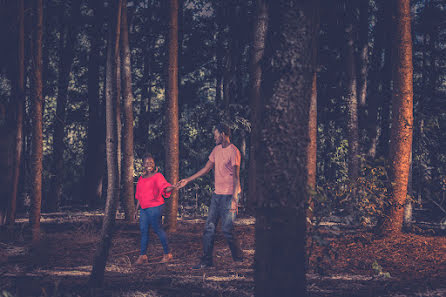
[134,254,148,265]
[160,253,173,263]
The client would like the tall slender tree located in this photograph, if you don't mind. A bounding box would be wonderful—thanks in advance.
[49,0,81,211]
[120,0,136,222]
[84,0,105,208]
[8,0,25,225]
[345,0,360,182]
[165,0,180,232]
[254,0,317,296]
[90,0,122,287]
[357,0,369,107]
[306,1,320,222]
[377,0,413,234]
[30,0,44,244]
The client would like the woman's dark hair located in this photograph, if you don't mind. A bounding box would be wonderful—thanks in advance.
[215,123,231,138]
[142,153,155,162]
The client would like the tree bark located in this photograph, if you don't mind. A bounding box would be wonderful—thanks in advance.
[345,2,359,182]
[306,2,319,222]
[49,0,81,211]
[120,0,136,222]
[84,0,105,208]
[377,0,413,235]
[8,0,25,225]
[30,0,44,245]
[165,0,180,232]
[247,0,268,213]
[254,1,316,296]
[357,0,369,107]
[89,0,122,287]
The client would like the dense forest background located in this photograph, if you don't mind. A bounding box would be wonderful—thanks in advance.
[1,0,444,223]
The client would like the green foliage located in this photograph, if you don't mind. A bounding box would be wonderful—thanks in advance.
[372,260,391,278]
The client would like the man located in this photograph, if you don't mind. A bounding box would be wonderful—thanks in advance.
[178,123,244,269]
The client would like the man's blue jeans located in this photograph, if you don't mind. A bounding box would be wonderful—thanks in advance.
[139,204,169,255]
[202,193,243,264]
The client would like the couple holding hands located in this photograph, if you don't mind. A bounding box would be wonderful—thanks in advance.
[134,124,244,268]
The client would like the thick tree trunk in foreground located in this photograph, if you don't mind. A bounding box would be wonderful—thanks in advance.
[247,0,268,213]
[30,0,44,245]
[254,1,316,296]
[120,0,136,222]
[165,0,180,232]
[89,0,122,287]
[377,0,413,235]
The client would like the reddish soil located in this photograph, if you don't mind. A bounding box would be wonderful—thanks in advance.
[1,214,445,297]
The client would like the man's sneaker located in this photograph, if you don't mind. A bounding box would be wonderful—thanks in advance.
[160,253,173,263]
[192,261,213,269]
[134,254,148,265]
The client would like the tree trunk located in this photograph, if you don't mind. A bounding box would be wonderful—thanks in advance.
[306,2,319,223]
[377,1,394,159]
[377,0,413,235]
[49,0,81,211]
[8,0,25,225]
[30,0,44,245]
[165,0,180,233]
[357,0,369,107]
[120,0,136,222]
[254,1,316,296]
[89,0,122,287]
[84,0,105,208]
[247,0,268,213]
[307,73,317,222]
[345,2,359,182]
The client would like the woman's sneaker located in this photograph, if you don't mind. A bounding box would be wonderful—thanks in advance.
[160,253,173,263]
[134,255,148,265]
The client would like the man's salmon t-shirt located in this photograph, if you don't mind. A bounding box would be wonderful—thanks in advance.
[135,173,172,209]
[209,144,241,195]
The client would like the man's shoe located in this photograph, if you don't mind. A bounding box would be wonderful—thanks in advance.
[160,253,173,263]
[233,256,244,263]
[192,261,213,269]
[134,255,148,265]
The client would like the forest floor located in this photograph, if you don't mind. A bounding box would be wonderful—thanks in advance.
[1,212,446,297]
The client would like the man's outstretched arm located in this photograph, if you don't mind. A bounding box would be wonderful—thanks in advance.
[177,160,214,188]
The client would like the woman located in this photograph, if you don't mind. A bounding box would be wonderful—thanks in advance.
[134,153,176,265]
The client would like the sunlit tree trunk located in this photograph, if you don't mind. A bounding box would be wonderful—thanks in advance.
[90,0,122,287]
[84,0,105,208]
[345,1,359,182]
[49,0,81,211]
[377,0,413,235]
[165,0,180,232]
[8,0,25,225]
[255,1,316,296]
[247,0,268,213]
[120,0,136,222]
[30,0,44,245]
[307,2,319,223]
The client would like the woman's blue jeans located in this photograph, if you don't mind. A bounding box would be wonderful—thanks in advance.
[139,204,169,255]
[202,193,243,264]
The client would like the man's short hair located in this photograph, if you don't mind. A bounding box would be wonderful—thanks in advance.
[215,123,231,138]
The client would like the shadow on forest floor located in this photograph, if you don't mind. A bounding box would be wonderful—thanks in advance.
[1,212,445,296]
